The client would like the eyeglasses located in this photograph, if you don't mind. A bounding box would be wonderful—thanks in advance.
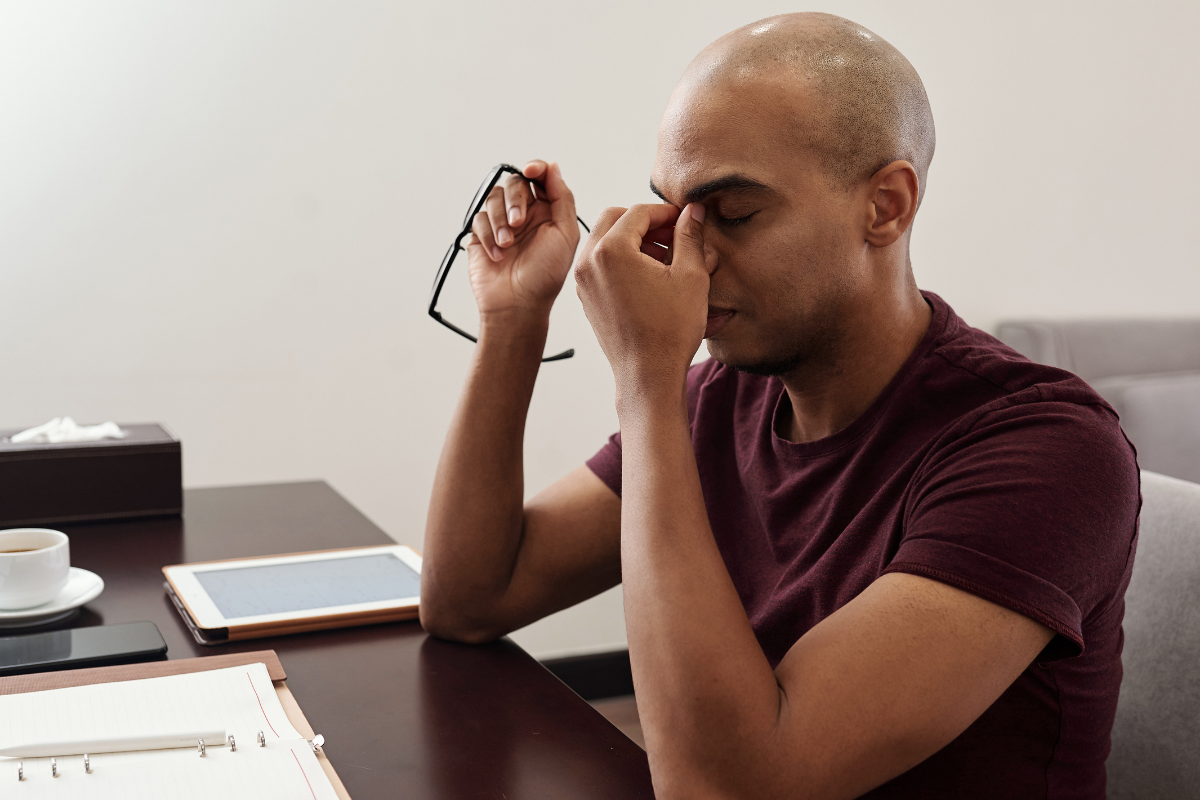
[428,163,590,363]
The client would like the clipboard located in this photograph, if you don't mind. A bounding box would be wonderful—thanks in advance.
[0,650,351,800]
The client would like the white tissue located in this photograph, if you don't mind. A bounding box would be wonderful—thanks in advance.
[8,417,127,444]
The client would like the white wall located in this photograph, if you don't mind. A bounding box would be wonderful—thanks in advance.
[2,1,1196,658]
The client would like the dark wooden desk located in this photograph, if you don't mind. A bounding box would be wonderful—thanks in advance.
[48,481,654,799]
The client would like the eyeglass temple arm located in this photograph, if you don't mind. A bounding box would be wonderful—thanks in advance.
[428,310,478,343]
[430,310,575,363]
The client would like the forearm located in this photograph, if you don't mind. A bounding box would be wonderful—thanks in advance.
[618,382,785,798]
[420,311,548,641]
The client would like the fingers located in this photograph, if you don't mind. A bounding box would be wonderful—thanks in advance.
[523,160,548,181]
[639,239,670,263]
[471,211,503,262]
[642,226,674,248]
[502,173,533,229]
[474,161,572,260]
[605,203,681,252]
[536,162,578,232]
[578,203,697,281]
[484,187,513,249]
[578,206,627,265]
[588,207,627,241]
[481,174,534,256]
[465,232,486,262]
[582,204,679,266]
[670,203,711,273]
[639,225,673,263]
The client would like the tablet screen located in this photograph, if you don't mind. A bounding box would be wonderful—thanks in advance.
[193,553,421,620]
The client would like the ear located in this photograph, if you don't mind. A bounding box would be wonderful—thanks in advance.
[864,160,919,248]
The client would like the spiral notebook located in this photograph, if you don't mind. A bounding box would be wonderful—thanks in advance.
[0,654,345,799]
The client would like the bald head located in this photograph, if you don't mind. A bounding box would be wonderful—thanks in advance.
[675,13,935,203]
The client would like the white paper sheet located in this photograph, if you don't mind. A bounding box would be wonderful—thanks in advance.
[0,664,337,799]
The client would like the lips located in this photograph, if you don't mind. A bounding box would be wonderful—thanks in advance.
[705,307,735,338]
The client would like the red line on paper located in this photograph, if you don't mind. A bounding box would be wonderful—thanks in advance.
[292,749,318,800]
[248,671,280,737]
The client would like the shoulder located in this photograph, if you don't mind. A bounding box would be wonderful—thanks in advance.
[918,298,1138,516]
[925,293,1102,405]
[916,294,1132,453]
[906,380,1141,606]
[919,393,1138,502]
[910,297,1141,584]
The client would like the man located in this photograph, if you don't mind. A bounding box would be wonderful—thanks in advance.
[420,12,1139,799]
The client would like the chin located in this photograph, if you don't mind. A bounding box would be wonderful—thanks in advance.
[704,339,802,377]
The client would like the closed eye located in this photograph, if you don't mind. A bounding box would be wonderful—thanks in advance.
[714,210,759,227]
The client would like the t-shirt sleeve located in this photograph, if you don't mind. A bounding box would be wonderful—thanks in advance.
[883,399,1140,661]
[585,359,720,498]
[586,430,624,497]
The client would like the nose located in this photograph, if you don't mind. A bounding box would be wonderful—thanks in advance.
[704,241,719,275]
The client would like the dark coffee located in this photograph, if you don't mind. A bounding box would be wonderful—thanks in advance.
[0,548,40,553]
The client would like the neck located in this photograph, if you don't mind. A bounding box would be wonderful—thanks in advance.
[777,284,931,444]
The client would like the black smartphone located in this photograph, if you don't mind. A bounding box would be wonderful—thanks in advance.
[0,621,168,677]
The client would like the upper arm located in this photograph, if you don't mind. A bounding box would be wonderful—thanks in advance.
[755,402,1133,797]
[769,572,1054,799]
[496,465,623,630]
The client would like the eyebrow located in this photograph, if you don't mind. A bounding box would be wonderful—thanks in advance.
[649,174,774,205]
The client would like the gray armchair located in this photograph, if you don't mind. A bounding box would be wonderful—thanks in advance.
[995,320,1200,483]
[1107,470,1200,798]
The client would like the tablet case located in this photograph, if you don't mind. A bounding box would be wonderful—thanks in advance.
[0,649,351,799]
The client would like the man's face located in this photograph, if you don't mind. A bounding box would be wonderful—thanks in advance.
[651,77,870,376]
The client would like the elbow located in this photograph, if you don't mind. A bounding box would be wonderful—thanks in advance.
[418,592,508,645]
[421,616,505,645]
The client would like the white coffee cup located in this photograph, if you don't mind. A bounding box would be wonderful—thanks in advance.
[0,528,70,610]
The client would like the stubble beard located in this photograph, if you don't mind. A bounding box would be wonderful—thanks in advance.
[713,304,847,381]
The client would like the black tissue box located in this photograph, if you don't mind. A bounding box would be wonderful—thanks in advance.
[0,423,182,527]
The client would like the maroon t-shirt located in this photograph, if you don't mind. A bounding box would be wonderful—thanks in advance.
[586,292,1140,799]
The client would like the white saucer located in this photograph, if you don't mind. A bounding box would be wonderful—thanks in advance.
[0,568,105,628]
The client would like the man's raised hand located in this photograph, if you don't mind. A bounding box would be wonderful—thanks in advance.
[467,161,580,320]
[575,202,713,395]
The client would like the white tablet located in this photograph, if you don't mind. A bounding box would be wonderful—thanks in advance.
[163,545,422,638]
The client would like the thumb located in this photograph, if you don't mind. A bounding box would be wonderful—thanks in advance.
[670,202,709,273]
[542,162,577,231]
